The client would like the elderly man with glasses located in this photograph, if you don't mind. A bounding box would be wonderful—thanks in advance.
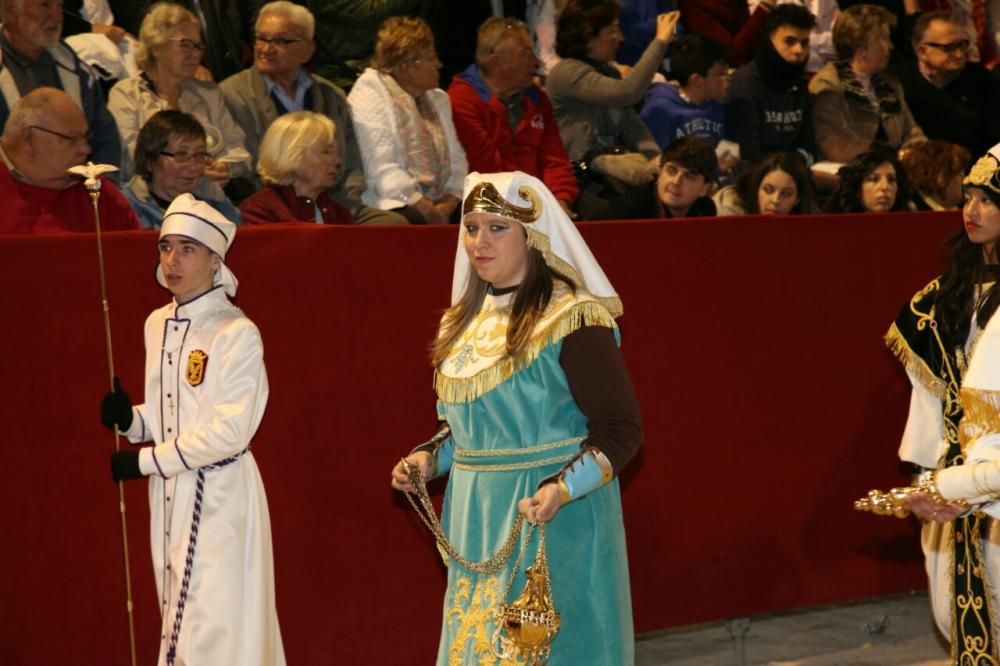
[221,1,404,224]
[891,10,1000,158]
[0,87,138,233]
[0,0,122,168]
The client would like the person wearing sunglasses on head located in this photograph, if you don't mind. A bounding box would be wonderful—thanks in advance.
[108,2,251,201]
[890,10,1000,160]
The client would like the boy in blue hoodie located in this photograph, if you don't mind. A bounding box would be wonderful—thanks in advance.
[641,34,732,166]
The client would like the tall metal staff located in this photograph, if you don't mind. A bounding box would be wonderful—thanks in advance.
[69,162,138,666]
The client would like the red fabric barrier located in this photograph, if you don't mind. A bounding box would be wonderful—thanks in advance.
[0,212,957,664]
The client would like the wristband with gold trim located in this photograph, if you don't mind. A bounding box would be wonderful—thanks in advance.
[543,447,614,505]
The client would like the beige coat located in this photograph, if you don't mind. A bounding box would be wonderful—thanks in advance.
[809,63,925,163]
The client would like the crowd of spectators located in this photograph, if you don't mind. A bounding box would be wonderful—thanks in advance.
[1,0,996,235]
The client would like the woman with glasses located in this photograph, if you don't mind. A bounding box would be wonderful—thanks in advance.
[108,2,252,194]
[809,4,926,163]
[123,109,242,228]
[347,16,467,224]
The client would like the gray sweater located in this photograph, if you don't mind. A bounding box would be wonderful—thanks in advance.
[545,38,668,162]
[220,67,367,212]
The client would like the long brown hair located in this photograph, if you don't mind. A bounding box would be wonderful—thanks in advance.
[430,248,577,367]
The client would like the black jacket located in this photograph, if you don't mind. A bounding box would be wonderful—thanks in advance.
[890,59,1000,158]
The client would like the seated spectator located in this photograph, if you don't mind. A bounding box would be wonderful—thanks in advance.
[900,139,969,211]
[810,4,925,163]
[890,11,1000,160]
[826,147,911,213]
[793,0,839,74]
[306,0,426,90]
[221,2,403,225]
[0,0,121,167]
[347,16,467,225]
[714,151,818,215]
[546,1,679,217]
[604,135,718,219]
[727,5,817,166]
[0,88,138,234]
[114,0,252,82]
[641,35,732,157]
[123,110,242,228]
[239,111,352,225]
[678,0,776,67]
[448,17,579,218]
[108,3,252,190]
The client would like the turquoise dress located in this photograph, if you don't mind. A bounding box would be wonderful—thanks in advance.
[432,286,634,665]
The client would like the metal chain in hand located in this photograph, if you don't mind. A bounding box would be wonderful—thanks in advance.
[400,459,525,574]
[500,521,538,603]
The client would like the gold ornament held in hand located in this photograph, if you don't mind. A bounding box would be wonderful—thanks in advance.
[854,487,919,518]
[494,525,560,665]
[854,471,968,518]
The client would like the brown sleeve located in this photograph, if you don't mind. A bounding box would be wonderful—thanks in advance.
[559,325,643,474]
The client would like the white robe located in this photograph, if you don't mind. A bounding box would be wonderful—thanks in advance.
[123,286,284,666]
[899,296,1000,642]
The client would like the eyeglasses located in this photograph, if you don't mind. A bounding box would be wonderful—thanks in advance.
[922,39,970,54]
[160,150,212,165]
[168,38,207,54]
[255,35,306,49]
[28,125,91,146]
[407,51,440,66]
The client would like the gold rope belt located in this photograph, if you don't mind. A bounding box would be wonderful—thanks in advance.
[453,436,584,472]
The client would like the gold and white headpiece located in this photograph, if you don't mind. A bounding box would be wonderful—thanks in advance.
[453,171,622,317]
[964,153,1000,195]
[462,182,542,223]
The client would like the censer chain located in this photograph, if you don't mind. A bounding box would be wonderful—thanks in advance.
[401,460,525,575]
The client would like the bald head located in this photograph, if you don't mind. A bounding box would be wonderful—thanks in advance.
[5,87,85,135]
[2,87,93,189]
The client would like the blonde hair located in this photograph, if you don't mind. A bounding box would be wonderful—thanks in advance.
[371,16,435,72]
[257,0,315,40]
[257,111,336,186]
[135,2,201,73]
[833,4,896,60]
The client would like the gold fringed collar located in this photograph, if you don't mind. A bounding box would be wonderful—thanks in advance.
[885,322,948,400]
[435,284,618,404]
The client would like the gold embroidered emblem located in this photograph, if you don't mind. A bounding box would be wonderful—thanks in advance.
[447,576,526,666]
[186,350,208,386]
[966,154,1000,192]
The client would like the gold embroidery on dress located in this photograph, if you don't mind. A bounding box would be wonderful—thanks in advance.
[888,278,999,663]
[436,285,618,404]
[448,575,526,666]
[884,279,948,400]
[960,389,1000,454]
[964,512,1000,665]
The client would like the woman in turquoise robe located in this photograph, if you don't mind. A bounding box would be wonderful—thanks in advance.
[392,171,643,665]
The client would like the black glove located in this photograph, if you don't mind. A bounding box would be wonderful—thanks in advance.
[101,376,133,432]
[110,450,142,482]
